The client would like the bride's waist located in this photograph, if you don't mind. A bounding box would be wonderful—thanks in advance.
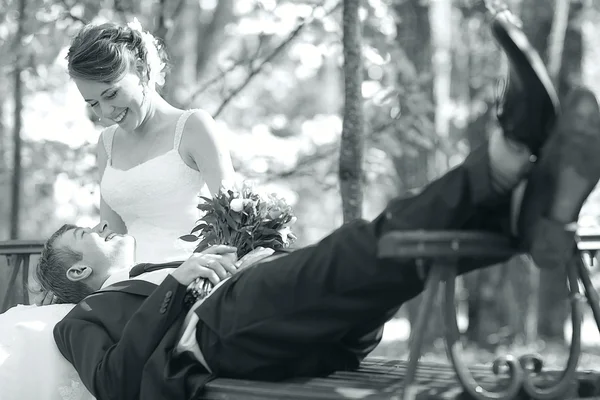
[127,222,194,236]
[133,237,195,264]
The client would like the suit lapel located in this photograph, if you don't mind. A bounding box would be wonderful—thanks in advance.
[97,279,157,297]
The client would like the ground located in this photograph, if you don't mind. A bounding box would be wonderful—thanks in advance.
[374,313,600,370]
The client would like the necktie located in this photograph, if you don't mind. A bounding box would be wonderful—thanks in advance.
[128,261,183,278]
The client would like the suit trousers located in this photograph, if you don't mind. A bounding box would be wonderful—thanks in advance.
[194,144,514,381]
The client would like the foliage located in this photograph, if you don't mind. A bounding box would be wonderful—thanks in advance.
[181,181,297,259]
[180,181,297,308]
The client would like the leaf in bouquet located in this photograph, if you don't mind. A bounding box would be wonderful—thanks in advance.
[179,234,199,242]
[263,219,284,230]
[198,195,215,205]
[221,225,232,243]
[231,212,243,224]
[259,228,281,236]
[200,213,219,225]
[254,237,285,249]
[191,222,208,234]
[222,212,240,231]
[194,232,218,252]
[212,198,227,215]
[192,223,214,237]
[256,201,268,216]
[196,203,215,212]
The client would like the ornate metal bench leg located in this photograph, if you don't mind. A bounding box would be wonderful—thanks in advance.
[444,266,524,400]
[520,259,584,399]
[402,262,442,400]
[577,255,600,332]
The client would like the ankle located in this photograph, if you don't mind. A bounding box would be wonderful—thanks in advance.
[529,217,577,269]
[549,166,591,224]
[488,130,533,192]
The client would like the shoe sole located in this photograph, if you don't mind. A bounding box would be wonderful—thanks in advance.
[517,88,600,248]
[491,11,560,116]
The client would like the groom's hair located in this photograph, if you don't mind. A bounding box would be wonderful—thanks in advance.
[35,224,94,304]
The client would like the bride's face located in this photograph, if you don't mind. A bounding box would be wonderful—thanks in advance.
[55,224,136,289]
[75,71,148,131]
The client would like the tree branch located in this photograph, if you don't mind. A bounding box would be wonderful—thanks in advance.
[547,0,571,84]
[245,117,402,181]
[183,40,264,106]
[58,0,87,24]
[203,1,342,118]
[171,0,187,22]
[154,0,168,40]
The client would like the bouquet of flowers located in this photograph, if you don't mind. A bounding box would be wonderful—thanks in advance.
[180,181,297,307]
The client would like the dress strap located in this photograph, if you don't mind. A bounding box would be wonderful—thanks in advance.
[101,125,118,161]
[174,110,196,150]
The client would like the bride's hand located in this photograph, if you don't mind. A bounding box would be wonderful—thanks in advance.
[34,290,58,306]
[235,247,275,270]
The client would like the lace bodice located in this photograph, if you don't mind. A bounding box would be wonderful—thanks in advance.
[100,110,208,263]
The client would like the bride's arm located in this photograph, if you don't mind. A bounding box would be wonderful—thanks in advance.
[53,276,187,400]
[181,109,236,195]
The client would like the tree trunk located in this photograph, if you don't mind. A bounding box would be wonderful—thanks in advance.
[162,0,195,106]
[450,2,535,348]
[195,0,233,81]
[456,11,498,345]
[339,0,365,223]
[392,0,443,349]
[154,0,168,40]
[10,0,26,240]
[521,0,585,342]
[428,0,453,176]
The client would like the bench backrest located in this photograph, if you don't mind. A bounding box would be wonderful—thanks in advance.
[1,229,599,313]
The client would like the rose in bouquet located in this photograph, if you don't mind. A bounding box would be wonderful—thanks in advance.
[179,181,297,306]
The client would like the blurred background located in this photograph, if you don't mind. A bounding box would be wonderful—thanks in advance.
[1,0,600,367]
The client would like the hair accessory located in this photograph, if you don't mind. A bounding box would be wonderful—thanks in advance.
[127,18,166,87]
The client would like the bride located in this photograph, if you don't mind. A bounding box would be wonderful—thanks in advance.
[0,19,235,400]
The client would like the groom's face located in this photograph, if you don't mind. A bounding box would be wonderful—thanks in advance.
[54,223,136,288]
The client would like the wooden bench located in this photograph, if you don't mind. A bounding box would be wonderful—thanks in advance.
[0,240,43,312]
[201,357,600,399]
[1,231,600,399]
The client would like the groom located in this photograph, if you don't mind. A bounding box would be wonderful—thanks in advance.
[40,13,600,400]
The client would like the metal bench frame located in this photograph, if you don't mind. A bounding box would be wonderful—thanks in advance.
[378,229,600,400]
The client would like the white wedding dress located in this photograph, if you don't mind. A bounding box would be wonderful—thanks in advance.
[0,110,209,400]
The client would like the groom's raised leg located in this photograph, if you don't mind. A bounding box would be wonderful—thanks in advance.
[491,9,560,157]
[194,135,537,381]
[193,14,561,380]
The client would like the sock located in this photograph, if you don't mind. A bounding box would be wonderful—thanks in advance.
[488,129,533,193]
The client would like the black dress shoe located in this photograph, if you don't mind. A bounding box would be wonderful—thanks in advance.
[517,88,600,266]
[491,9,560,157]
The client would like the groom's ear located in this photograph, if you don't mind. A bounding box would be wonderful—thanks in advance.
[66,264,93,282]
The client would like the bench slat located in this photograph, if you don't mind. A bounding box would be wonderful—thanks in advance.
[201,358,599,399]
[0,240,44,255]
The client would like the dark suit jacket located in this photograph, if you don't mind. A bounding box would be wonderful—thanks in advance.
[53,274,212,400]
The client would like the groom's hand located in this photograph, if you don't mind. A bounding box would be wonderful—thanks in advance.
[172,245,238,286]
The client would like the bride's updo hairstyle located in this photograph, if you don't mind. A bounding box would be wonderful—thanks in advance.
[66,19,167,88]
